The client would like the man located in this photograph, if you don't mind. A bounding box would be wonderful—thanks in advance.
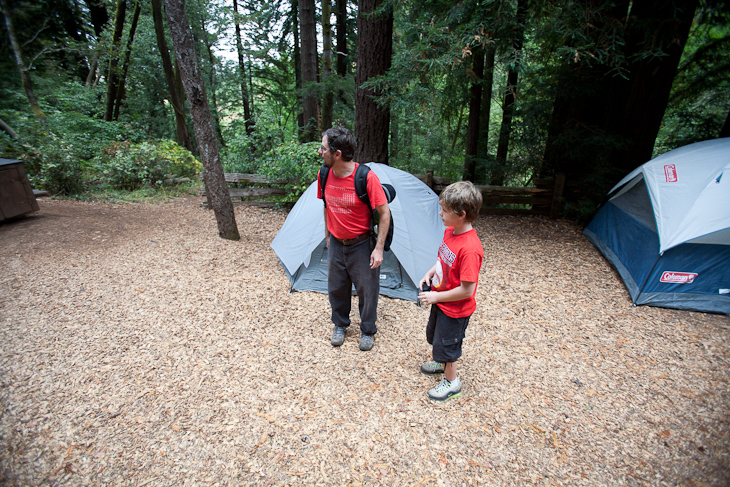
[317,127,390,351]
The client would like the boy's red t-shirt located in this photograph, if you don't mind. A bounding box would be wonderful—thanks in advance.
[432,227,484,318]
[317,166,387,240]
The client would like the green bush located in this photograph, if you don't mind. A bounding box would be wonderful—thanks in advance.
[258,141,321,204]
[22,133,86,196]
[95,139,202,190]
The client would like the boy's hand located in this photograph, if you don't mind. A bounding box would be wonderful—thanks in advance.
[417,291,437,306]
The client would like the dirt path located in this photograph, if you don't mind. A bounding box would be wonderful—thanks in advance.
[1,196,728,486]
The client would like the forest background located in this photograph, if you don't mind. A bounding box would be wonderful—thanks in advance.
[1,0,729,226]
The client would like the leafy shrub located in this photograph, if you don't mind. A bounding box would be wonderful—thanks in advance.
[258,141,321,203]
[22,133,86,195]
[95,139,202,190]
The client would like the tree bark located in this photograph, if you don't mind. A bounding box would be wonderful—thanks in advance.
[104,0,126,121]
[335,0,348,78]
[299,0,319,142]
[493,0,527,186]
[84,0,109,37]
[152,0,192,151]
[1,0,46,121]
[292,0,304,139]
[0,116,20,139]
[233,0,254,135]
[463,45,485,182]
[321,0,334,130]
[355,0,392,164]
[113,0,141,121]
[163,0,240,241]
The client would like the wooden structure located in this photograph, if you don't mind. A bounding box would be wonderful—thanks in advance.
[416,171,566,218]
[208,170,566,217]
[200,173,287,208]
[0,158,39,222]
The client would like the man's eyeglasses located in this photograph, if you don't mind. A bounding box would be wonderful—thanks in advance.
[319,146,330,153]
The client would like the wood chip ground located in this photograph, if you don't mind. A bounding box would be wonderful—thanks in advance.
[1,196,728,486]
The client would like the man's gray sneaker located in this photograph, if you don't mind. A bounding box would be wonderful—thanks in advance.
[420,361,445,375]
[331,326,346,347]
[359,333,374,351]
[427,377,462,402]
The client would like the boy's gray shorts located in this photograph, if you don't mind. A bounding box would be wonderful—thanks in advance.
[426,304,471,364]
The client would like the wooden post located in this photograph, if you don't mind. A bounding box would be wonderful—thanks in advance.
[426,170,434,190]
[550,172,566,219]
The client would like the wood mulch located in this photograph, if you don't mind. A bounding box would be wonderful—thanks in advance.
[1,196,728,486]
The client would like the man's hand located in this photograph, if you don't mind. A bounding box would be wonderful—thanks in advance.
[370,248,383,269]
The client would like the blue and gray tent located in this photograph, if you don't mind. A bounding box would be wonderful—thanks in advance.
[584,138,730,314]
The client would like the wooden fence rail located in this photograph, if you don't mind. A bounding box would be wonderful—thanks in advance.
[204,171,565,217]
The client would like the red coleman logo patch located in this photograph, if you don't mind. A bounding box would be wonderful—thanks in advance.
[664,164,678,182]
[660,271,697,284]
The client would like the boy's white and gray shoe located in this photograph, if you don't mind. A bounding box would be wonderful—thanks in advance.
[331,326,346,347]
[420,361,445,375]
[427,377,462,402]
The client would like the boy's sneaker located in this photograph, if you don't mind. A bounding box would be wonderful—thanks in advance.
[427,377,462,402]
[420,361,445,375]
[359,333,374,351]
[331,326,346,347]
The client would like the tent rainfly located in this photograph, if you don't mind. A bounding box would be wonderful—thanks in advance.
[271,163,446,302]
[584,138,730,315]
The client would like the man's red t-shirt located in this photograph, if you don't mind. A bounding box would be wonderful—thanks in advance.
[317,165,387,240]
[432,227,484,318]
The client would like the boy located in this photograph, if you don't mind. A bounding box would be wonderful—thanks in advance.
[417,181,483,401]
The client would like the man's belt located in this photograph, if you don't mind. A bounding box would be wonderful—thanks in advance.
[334,232,371,246]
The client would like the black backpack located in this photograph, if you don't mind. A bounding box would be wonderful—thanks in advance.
[319,164,396,251]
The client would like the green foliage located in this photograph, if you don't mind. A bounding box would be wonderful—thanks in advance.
[22,133,86,196]
[257,141,321,204]
[94,140,202,190]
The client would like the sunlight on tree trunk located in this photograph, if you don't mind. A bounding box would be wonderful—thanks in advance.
[163,0,240,241]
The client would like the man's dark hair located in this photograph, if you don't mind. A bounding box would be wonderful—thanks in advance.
[323,127,356,161]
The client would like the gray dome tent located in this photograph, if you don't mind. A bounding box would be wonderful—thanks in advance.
[271,163,445,301]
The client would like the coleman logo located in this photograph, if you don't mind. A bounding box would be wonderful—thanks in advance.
[664,164,678,182]
[660,271,697,284]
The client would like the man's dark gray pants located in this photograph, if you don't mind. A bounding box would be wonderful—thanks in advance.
[327,237,378,335]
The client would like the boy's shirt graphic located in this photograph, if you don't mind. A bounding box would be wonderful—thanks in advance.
[432,226,484,318]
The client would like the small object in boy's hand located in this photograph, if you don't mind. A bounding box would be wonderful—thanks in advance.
[417,282,431,307]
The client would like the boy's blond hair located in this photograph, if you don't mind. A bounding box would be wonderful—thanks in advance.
[439,181,483,222]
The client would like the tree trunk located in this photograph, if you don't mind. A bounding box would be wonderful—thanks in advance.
[233,0,254,135]
[152,0,192,151]
[720,106,730,138]
[84,0,109,37]
[463,45,485,182]
[104,0,126,122]
[321,0,334,130]
[542,0,697,217]
[0,116,20,139]
[193,14,225,149]
[1,0,46,121]
[477,46,495,179]
[113,0,141,121]
[292,0,304,139]
[493,0,527,186]
[163,0,240,241]
[335,0,348,78]
[299,0,319,142]
[355,0,392,164]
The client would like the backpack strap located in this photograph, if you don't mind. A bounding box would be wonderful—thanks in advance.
[354,163,372,211]
[319,166,329,208]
